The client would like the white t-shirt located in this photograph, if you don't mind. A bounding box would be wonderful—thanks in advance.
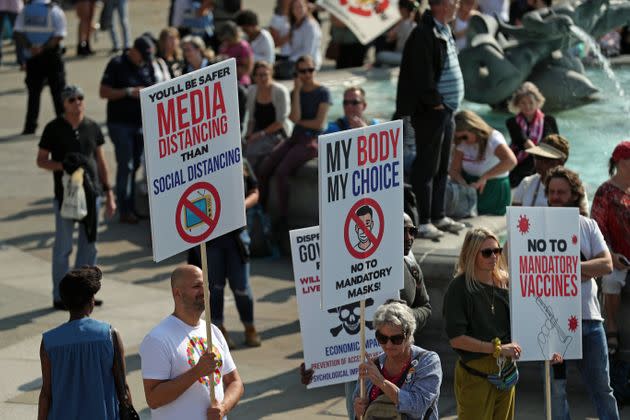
[477,0,509,21]
[139,316,237,420]
[512,173,591,212]
[457,130,509,179]
[250,28,275,64]
[269,13,291,56]
[288,17,322,69]
[579,216,607,321]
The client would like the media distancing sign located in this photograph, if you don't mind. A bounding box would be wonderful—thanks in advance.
[140,58,245,261]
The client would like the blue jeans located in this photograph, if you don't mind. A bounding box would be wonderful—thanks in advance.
[52,199,100,301]
[207,231,254,325]
[109,0,131,50]
[550,320,619,420]
[108,122,143,215]
[345,380,356,420]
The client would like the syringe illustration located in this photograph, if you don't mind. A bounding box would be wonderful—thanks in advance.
[536,297,573,357]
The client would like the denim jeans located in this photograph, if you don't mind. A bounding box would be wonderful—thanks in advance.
[108,122,143,215]
[345,380,356,420]
[550,320,619,420]
[207,231,254,325]
[52,199,100,301]
[109,0,131,50]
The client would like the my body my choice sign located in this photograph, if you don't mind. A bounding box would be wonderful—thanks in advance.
[140,58,245,261]
[507,206,582,361]
[289,226,396,389]
[318,120,403,309]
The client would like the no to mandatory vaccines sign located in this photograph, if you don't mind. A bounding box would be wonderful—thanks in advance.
[318,120,404,309]
[140,58,245,261]
[289,226,397,389]
[507,206,582,361]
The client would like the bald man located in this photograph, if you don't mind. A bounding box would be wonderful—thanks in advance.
[139,265,244,420]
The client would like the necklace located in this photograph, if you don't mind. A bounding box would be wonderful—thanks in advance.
[480,283,496,315]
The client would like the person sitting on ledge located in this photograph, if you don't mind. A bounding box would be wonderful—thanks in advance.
[325,86,379,133]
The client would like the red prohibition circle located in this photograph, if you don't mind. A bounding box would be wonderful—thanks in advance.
[343,198,384,259]
[175,181,222,243]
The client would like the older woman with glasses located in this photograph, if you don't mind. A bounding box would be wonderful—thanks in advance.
[353,300,442,420]
[244,61,291,172]
[449,110,517,216]
[443,227,519,420]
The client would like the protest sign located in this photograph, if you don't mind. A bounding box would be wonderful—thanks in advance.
[290,226,397,389]
[318,120,403,310]
[507,207,582,361]
[319,0,401,45]
[140,58,245,262]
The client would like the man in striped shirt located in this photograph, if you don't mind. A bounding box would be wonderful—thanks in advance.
[396,0,466,240]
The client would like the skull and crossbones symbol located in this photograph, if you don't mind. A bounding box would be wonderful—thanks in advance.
[327,298,374,337]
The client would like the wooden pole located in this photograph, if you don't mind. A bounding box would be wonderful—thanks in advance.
[359,299,366,420]
[544,360,551,420]
[200,242,216,403]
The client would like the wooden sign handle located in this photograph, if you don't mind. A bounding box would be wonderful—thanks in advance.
[200,242,216,403]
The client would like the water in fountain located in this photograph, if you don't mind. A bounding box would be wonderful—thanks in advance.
[570,25,630,113]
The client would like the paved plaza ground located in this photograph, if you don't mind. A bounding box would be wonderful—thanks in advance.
[0,0,612,418]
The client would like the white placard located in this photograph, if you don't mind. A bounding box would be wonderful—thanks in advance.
[319,0,401,45]
[318,120,404,310]
[290,226,397,389]
[140,58,245,261]
[508,206,582,361]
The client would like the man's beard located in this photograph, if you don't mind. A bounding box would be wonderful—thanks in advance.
[184,296,205,312]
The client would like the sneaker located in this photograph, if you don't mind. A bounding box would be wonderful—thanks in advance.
[434,217,466,233]
[244,325,262,347]
[218,325,236,349]
[416,223,444,239]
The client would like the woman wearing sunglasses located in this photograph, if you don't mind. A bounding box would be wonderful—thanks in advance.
[443,228,519,419]
[353,300,442,420]
[449,110,517,216]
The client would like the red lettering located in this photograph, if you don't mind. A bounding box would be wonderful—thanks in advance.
[357,135,367,165]
[177,93,189,129]
[212,82,226,117]
[390,128,399,158]
[190,89,204,125]
[157,99,176,137]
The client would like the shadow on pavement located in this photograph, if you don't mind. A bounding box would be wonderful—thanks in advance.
[0,307,55,331]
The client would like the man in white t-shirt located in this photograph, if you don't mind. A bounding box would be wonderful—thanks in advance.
[140,265,244,420]
[236,9,275,64]
[545,167,619,420]
[512,134,590,213]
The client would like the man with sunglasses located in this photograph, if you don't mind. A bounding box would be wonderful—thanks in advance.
[545,166,619,420]
[325,87,379,134]
[36,85,116,310]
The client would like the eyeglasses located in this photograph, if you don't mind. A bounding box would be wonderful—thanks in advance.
[297,68,315,74]
[404,226,418,236]
[343,99,363,106]
[480,247,503,258]
[375,330,406,345]
[67,96,84,103]
[456,134,470,142]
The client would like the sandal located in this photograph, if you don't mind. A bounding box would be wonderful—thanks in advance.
[607,331,619,356]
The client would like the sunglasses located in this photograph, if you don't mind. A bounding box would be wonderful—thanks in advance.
[480,247,503,258]
[404,226,418,236]
[343,99,362,106]
[67,96,84,103]
[297,67,315,74]
[456,134,470,142]
[375,330,406,345]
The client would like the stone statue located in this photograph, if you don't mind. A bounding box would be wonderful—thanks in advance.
[459,0,630,110]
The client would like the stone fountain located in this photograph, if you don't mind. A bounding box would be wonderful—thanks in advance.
[459,0,630,110]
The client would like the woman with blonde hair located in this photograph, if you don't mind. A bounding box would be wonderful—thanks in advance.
[506,81,559,187]
[158,27,183,78]
[181,34,214,74]
[450,110,517,215]
[443,228,519,420]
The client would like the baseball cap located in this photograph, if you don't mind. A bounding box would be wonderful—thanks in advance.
[61,85,85,101]
[133,36,155,62]
[526,134,569,161]
[612,141,630,162]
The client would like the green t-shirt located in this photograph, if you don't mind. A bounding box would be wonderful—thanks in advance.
[443,274,511,363]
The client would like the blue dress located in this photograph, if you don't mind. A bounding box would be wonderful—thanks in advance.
[43,318,119,420]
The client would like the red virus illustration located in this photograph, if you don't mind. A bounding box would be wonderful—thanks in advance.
[568,315,578,332]
[517,215,530,235]
[339,0,389,17]
[571,234,578,245]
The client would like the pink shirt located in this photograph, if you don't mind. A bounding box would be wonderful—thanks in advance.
[220,39,253,85]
